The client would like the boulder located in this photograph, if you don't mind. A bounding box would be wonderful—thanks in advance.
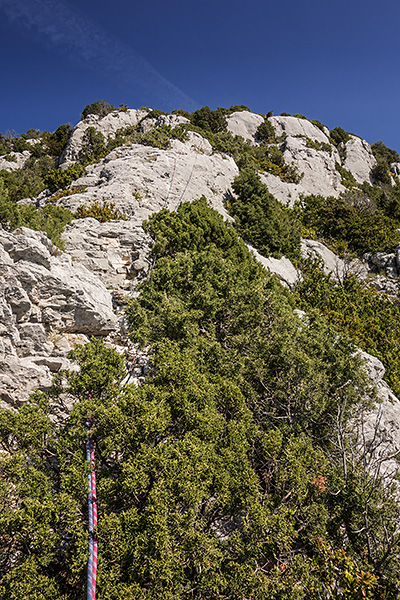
[364,251,398,279]
[302,239,346,281]
[301,238,369,282]
[357,349,386,384]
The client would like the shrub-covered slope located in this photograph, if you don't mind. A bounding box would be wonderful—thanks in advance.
[2,201,399,599]
[2,103,400,599]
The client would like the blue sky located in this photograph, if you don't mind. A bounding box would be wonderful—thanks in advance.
[1,0,400,151]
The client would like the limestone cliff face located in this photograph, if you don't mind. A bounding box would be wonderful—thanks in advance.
[3,105,400,458]
[52,135,238,225]
[0,227,117,407]
[58,108,149,168]
[52,110,387,220]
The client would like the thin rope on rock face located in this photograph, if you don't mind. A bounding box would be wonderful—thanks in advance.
[167,145,200,212]
[178,152,198,204]
[167,152,181,211]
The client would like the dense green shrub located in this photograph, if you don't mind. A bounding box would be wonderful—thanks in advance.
[0,178,20,226]
[257,154,303,183]
[139,124,188,149]
[86,121,190,156]
[371,181,400,220]
[359,177,400,223]
[0,134,10,155]
[190,105,228,133]
[81,99,116,120]
[229,169,301,259]
[297,193,400,254]
[371,140,399,165]
[205,129,262,169]
[311,119,326,132]
[0,126,71,164]
[306,138,332,153]
[172,108,192,119]
[145,109,166,119]
[0,179,72,248]
[226,104,251,113]
[255,119,276,143]
[21,128,41,140]
[43,123,72,157]
[367,141,398,189]
[330,126,351,146]
[335,162,357,188]
[0,202,398,598]
[197,127,302,183]
[19,204,73,248]
[371,159,392,185]
[296,261,400,397]
[44,164,85,193]
[0,155,55,202]
[11,136,31,153]
[78,127,107,164]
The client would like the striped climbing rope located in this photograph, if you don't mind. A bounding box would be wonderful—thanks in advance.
[86,419,98,600]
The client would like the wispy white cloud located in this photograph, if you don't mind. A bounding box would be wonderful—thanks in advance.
[0,0,199,110]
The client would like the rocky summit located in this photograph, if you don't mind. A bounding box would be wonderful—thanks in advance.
[2,102,400,598]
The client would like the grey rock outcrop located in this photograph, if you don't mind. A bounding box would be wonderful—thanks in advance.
[268,115,330,143]
[0,226,117,406]
[0,150,31,172]
[59,108,149,168]
[342,136,376,184]
[283,136,343,196]
[391,162,400,180]
[139,113,189,134]
[52,135,238,224]
[247,244,299,287]
[356,350,400,482]
[301,238,368,282]
[258,116,345,205]
[226,111,264,144]
[364,250,398,279]
[62,218,152,293]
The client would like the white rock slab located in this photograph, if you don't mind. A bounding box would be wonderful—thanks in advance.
[226,111,264,144]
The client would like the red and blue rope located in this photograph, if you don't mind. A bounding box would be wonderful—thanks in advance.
[86,418,98,599]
